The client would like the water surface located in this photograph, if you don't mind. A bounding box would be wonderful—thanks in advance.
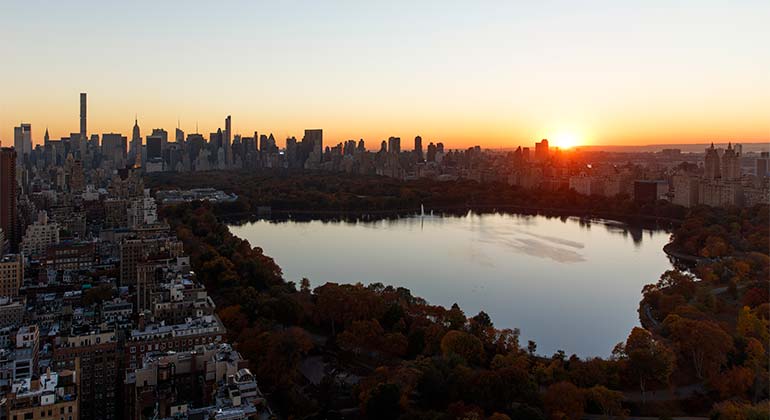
[229,212,672,357]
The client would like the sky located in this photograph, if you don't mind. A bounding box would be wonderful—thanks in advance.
[1,0,769,150]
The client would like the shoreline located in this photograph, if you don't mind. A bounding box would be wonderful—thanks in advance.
[217,203,682,231]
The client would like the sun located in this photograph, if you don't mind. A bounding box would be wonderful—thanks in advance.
[552,132,580,149]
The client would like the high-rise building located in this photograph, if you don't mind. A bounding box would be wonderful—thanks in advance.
[13,124,32,163]
[80,93,87,139]
[146,135,163,160]
[704,143,721,180]
[102,133,128,167]
[426,142,436,162]
[535,139,549,161]
[721,143,741,181]
[0,254,23,297]
[76,93,88,157]
[388,136,401,154]
[0,148,17,250]
[301,129,323,164]
[20,211,59,257]
[130,117,142,165]
[757,152,769,178]
[414,136,423,161]
[54,330,118,420]
[224,115,232,164]
[150,128,168,152]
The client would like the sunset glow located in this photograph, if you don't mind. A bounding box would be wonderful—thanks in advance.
[552,133,581,150]
[1,1,769,149]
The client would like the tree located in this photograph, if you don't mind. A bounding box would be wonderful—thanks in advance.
[622,327,675,403]
[586,386,625,418]
[543,381,584,420]
[440,330,485,365]
[712,366,754,400]
[737,306,770,343]
[664,315,733,380]
[338,319,385,355]
[656,270,696,299]
[447,303,467,330]
[527,340,537,356]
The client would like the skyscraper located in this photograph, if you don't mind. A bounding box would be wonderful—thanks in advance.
[224,115,232,164]
[535,139,549,161]
[414,136,423,161]
[146,135,163,160]
[388,136,401,154]
[13,124,31,163]
[69,93,89,157]
[102,133,128,168]
[0,148,18,251]
[130,117,142,165]
[302,129,323,163]
[80,93,87,139]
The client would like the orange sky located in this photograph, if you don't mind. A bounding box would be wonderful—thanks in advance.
[1,1,768,150]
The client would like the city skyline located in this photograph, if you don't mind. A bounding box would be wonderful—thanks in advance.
[2,1,769,149]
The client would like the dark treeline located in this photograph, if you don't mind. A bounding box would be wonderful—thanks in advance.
[156,172,769,420]
[147,170,686,224]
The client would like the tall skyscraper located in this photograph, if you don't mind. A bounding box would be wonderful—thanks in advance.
[224,115,232,164]
[535,139,549,161]
[414,135,423,161]
[224,115,231,145]
[75,92,88,158]
[0,148,18,251]
[13,124,32,163]
[132,117,141,141]
[130,117,142,165]
[80,93,87,139]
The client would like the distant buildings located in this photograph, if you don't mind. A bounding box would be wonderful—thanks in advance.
[672,143,767,208]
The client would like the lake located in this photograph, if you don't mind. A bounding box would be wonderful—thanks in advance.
[228,212,673,357]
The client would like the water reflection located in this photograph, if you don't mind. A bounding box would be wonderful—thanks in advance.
[229,212,672,357]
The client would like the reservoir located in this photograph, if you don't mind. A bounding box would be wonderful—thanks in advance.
[229,212,672,357]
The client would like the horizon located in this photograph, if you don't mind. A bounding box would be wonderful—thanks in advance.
[2,1,769,149]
